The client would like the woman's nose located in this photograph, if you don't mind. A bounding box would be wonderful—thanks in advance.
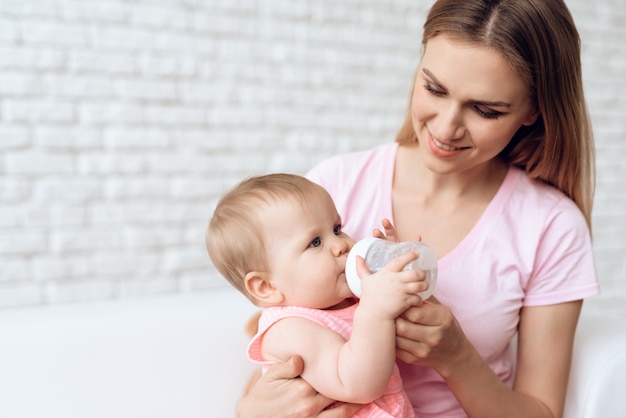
[432,102,465,141]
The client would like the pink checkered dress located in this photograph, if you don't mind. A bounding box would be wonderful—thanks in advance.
[247,303,416,418]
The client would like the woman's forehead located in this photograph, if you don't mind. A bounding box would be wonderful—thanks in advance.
[421,35,529,104]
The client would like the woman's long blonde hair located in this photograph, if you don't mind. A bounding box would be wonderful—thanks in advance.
[396,0,595,230]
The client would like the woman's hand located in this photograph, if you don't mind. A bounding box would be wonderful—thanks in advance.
[236,355,363,418]
[396,300,583,418]
[395,297,470,375]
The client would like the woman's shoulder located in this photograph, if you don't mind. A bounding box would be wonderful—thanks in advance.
[510,166,576,204]
[506,166,587,228]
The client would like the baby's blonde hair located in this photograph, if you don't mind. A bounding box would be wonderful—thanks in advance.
[206,173,329,304]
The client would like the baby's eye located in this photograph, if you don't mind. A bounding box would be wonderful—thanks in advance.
[333,225,342,235]
[309,237,321,248]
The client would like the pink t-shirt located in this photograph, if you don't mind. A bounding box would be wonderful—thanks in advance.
[306,142,600,418]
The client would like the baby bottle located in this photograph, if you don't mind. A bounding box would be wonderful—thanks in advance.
[345,237,438,299]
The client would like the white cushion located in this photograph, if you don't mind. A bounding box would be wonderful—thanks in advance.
[564,299,626,418]
[0,289,623,418]
[0,288,258,418]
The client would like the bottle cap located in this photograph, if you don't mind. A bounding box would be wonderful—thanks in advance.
[345,237,379,297]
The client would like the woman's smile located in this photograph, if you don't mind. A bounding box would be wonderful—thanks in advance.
[413,35,538,173]
[432,137,459,151]
[428,132,469,158]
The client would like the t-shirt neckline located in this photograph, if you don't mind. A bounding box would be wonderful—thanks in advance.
[386,143,520,269]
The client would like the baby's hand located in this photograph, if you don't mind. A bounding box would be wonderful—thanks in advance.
[372,218,422,243]
[355,251,425,320]
[372,218,398,242]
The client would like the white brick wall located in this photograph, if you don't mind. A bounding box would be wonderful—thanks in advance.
[0,0,624,309]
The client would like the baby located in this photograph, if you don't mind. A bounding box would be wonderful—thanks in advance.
[206,173,425,417]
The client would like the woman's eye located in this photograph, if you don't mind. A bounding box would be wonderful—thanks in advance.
[475,107,502,120]
[333,225,342,235]
[309,237,321,248]
[424,82,445,97]
[424,80,503,120]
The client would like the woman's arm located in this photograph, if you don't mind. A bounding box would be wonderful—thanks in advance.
[396,299,582,418]
[512,301,582,417]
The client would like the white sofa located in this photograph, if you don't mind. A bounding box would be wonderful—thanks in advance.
[0,287,624,418]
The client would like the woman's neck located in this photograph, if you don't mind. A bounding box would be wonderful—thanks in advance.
[391,143,509,255]
[394,143,508,203]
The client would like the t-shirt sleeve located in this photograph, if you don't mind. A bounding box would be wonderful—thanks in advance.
[523,197,600,306]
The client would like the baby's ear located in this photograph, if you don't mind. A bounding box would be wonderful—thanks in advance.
[244,271,284,305]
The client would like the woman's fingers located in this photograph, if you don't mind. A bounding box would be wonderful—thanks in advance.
[395,302,466,369]
[238,356,341,418]
[318,403,364,418]
[263,354,304,381]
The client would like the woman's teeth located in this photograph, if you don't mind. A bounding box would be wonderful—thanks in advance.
[433,137,460,151]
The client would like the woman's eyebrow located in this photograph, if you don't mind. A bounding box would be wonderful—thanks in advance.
[422,67,513,108]
[423,68,444,88]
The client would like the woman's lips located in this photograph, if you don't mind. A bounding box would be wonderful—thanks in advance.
[428,134,467,157]
[432,137,460,151]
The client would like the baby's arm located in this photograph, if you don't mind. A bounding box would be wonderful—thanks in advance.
[261,251,424,404]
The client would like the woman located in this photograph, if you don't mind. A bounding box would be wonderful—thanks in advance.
[237,0,598,416]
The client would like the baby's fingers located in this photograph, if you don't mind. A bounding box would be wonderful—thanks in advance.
[384,250,420,272]
[380,218,399,242]
[354,255,371,279]
[372,218,400,242]
[405,277,429,295]
[372,228,386,239]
